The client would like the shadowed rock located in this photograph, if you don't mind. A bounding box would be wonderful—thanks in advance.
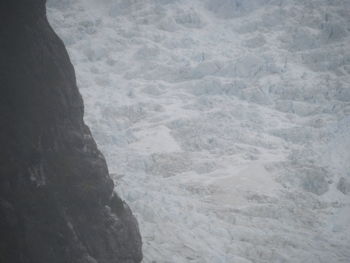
[0,1,142,262]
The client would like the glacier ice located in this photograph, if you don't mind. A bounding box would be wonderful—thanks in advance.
[47,0,350,262]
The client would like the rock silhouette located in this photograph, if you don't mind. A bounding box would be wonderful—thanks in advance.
[0,1,142,262]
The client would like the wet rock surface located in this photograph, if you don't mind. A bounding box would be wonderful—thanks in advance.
[0,1,142,262]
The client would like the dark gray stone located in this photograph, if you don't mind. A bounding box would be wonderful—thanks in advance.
[0,1,142,262]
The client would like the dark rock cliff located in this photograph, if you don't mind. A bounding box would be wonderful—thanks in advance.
[0,1,142,262]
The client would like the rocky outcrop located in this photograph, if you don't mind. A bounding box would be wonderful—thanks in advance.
[0,1,142,262]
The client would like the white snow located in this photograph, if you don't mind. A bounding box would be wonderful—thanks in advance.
[47,0,350,262]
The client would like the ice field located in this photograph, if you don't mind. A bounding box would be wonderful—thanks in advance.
[47,0,350,262]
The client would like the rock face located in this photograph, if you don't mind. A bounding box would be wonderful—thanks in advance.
[0,1,142,262]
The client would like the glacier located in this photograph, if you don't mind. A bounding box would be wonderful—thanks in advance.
[47,0,350,262]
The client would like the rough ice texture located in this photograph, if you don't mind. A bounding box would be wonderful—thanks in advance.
[0,1,142,262]
[47,0,350,262]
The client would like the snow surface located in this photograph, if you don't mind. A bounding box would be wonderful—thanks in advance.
[47,0,350,262]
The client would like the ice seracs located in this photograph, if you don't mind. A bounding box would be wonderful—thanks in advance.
[48,0,350,262]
